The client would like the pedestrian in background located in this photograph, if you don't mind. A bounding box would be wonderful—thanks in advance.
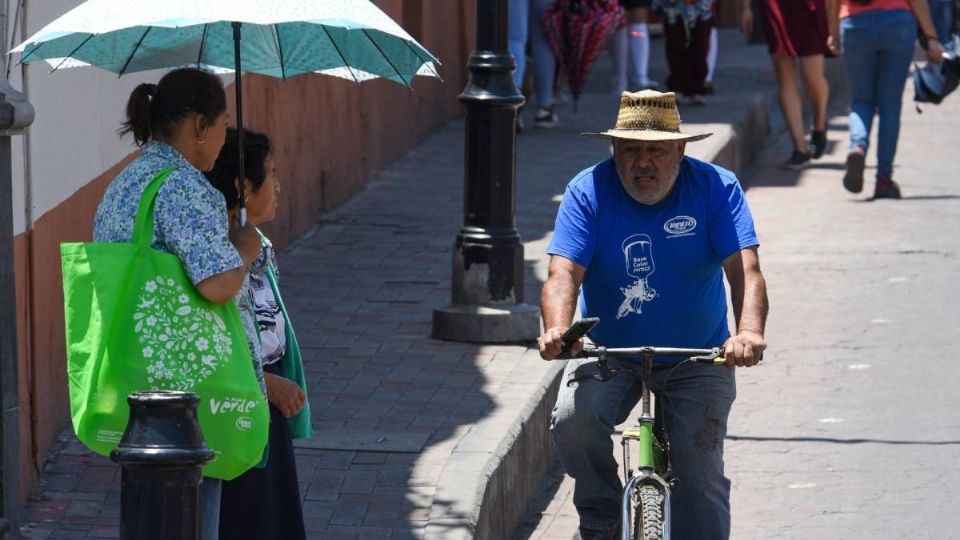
[741,0,832,170]
[93,67,262,540]
[206,128,312,540]
[612,0,659,93]
[827,0,944,198]
[928,0,955,49]
[706,24,719,93]
[510,0,560,128]
[655,0,715,104]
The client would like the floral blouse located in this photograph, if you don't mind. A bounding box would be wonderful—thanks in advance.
[94,141,265,396]
[94,141,242,283]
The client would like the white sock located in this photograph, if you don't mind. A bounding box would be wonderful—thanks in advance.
[612,27,628,93]
[706,27,718,83]
[628,23,651,86]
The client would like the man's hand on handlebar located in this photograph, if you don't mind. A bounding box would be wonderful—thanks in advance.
[538,326,584,360]
[722,329,766,368]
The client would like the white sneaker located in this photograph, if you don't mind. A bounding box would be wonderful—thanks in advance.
[534,107,559,128]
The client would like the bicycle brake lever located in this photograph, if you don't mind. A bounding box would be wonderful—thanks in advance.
[690,347,725,365]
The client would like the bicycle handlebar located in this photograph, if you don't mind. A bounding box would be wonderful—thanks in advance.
[559,346,725,365]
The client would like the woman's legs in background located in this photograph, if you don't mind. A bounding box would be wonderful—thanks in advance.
[664,18,712,100]
[706,26,719,90]
[530,0,557,111]
[508,0,530,91]
[873,15,916,181]
[840,15,878,193]
[614,2,656,93]
[626,7,656,89]
[772,54,807,153]
[799,54,829,157]
[509,0,558,127]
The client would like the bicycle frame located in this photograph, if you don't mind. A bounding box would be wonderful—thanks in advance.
[616,350,673,540]
[558,319,724,540]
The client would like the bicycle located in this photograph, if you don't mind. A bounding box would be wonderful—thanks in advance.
[559,320,724,540]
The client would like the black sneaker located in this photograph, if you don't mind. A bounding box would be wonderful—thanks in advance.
[810,130,827,159]
[534,107,559,128]
[575,524,621,540]
[843,146,866,193]
[781,149,810,170]
[873,177,902,199]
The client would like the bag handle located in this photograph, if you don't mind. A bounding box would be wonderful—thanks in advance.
[131,166,178,247]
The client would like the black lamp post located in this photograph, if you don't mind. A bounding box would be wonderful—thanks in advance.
[111,391,214,540]
[432,0,540,342]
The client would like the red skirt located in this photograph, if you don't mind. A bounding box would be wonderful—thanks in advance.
[760,0,833,57]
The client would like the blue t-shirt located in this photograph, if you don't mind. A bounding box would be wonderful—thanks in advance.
[547,156,759,357]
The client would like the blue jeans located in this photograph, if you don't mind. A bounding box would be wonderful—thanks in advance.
[840,10,916,179]
[508,0,556,108]
[200,477,221,540]
[928,0,955,45]
[551,360,736,537]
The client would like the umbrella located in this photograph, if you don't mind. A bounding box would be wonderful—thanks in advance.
[543,0,624,110]
[11,0,440,222]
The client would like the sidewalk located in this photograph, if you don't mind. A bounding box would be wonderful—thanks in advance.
[22,30,799,540]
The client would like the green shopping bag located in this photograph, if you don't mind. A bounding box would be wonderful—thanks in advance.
[61,166,269,480]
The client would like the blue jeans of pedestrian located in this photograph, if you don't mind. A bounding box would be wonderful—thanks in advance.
[200,477,221,540]
[551,359,736,538]
[928,0,955,46]
[508,0,556,108]
[840,9,916,179]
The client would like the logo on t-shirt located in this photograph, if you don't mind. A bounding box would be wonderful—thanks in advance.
[663,215,697,238]
[617,234,659,319]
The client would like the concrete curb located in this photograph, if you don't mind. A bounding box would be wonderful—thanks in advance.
[425,360,565,540]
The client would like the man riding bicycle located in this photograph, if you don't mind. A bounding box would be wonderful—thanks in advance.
[538,90,768,540]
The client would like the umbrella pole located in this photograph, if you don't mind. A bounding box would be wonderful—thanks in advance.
[232,21,247,226]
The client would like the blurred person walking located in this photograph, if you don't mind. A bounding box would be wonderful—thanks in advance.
[510,0,560,128]
[612,0,659,93]
[928,0,955,49]
[740,0,832,170]
[655,0,715,104]
[827,0,944,198]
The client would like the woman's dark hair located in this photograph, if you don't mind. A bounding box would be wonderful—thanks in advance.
[120,67,227,146]
[204,128,273,209]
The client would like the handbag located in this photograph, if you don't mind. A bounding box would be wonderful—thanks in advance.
[60,166,269,480]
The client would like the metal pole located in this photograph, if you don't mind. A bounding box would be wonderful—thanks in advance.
[110,392,214,540]
[0,0,35,531]
[0,129,18,540]
[432,0,540,342]
[232,21,247,225]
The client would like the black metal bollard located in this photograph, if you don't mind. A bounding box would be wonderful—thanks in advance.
[110,391,214,540]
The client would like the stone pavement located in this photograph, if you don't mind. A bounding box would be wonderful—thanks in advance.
[21,30,802,540]
[518,47,960,540]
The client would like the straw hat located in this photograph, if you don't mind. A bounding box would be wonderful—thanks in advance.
[583,90,712,142]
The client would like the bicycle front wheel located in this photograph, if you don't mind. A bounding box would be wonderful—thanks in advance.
[632,484,666,540]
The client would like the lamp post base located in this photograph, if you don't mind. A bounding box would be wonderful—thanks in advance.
[432,303,540,343]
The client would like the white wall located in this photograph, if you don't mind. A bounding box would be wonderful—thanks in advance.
[9,0,165,234]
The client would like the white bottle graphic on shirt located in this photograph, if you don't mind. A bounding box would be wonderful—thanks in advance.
[617,234,659,319]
